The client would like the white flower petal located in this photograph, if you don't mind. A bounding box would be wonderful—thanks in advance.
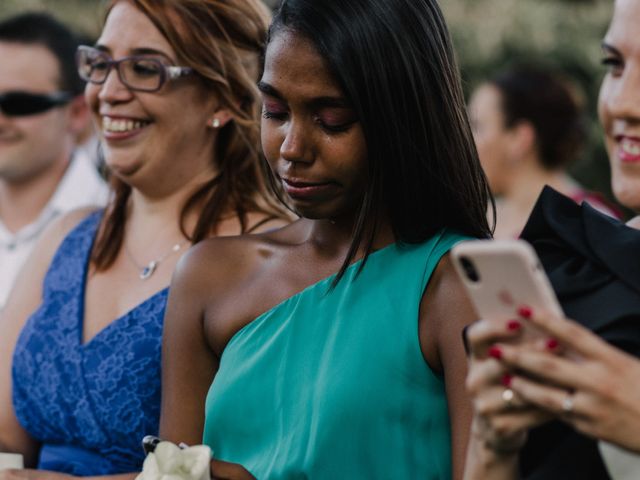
[139,441,212,480]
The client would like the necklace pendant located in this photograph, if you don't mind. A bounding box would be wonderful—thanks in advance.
[140,261,158,280]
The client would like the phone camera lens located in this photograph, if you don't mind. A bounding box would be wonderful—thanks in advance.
[459,256,480,283]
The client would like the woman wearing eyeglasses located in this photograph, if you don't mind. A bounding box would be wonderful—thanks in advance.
[0,0,287,477]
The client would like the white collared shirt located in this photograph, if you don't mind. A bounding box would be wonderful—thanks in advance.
[0,152,109,309]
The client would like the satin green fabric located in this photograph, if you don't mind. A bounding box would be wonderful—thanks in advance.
[203,230,469,479]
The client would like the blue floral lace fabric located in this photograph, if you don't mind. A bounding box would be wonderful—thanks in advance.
[12,211,166,475]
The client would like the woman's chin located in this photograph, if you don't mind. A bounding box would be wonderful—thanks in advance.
[613,188,640,214]
[104,157,143,179]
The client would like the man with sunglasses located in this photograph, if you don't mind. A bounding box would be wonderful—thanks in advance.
[0,12,107,310]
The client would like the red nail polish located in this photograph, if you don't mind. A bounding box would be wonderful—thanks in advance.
[518,305,533,319]
[488,346,503,360]
[507,320,522,331]
[501,374,513,387]
[546,338,559,350]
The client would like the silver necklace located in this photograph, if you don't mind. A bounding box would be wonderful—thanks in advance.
[125,241,186,280]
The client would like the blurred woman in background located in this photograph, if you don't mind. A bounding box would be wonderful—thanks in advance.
[469,65,620,238]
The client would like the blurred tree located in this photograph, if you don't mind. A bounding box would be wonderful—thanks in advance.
[0,0,102,36]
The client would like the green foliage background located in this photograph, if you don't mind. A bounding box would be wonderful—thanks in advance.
[0,0,103,37]
[0,0,620,209]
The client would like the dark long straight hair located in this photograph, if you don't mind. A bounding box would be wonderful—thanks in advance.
[269,0,494,280]
[92,0,286,270]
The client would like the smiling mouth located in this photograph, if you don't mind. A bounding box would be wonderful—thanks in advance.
[617,136,640,163]
[102,116,151,134]
[621,137,640,156]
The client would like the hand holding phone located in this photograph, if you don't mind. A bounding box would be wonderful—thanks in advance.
[452,239,563,345]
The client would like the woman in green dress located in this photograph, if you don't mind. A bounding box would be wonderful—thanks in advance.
[159,0,492,478]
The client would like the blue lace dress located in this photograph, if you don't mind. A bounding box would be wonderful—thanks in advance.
[12,212,166,475]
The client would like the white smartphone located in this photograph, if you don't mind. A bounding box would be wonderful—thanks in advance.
[451,239,563,342]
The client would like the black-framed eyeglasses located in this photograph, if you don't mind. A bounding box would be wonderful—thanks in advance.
[0,91,73,117]
[76,45,194,93]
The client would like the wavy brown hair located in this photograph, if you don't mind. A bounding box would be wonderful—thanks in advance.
[92,0,285,270]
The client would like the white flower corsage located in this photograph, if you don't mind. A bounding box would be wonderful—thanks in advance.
[136,440,212,480]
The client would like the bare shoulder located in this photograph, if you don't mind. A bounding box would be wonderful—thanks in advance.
[173,235,265,294]
[174,220,301,299]
[168,220,307,355]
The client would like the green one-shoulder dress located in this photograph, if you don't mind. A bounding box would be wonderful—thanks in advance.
[203,230,469,479]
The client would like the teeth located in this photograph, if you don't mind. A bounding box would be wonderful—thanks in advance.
[102,116,147,133]
[621,138,640,156]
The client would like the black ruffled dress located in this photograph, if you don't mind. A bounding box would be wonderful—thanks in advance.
[518,187,640,479]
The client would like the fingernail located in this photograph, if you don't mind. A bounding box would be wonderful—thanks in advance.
[501,374,513,387]
[518,305,533,319]
[488,345,503,360]
[546,338,559,350]
[507,320,522,331]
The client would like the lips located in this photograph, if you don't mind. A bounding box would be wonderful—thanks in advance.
[280,177,336,199]
[101,115,152,139]
[616,136,640,163]
[282,177,329,188]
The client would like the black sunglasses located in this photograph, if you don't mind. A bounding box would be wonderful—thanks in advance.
[0,91,73,117]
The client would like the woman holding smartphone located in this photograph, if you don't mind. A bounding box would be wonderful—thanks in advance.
[159,0,493,478]
[464,0,640,478]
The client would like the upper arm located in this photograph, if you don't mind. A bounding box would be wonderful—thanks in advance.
[0,209,93,463]
[159,246,220,445]
[421,254,477,480]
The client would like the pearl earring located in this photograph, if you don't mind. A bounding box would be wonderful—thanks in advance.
[210,118,221,129]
